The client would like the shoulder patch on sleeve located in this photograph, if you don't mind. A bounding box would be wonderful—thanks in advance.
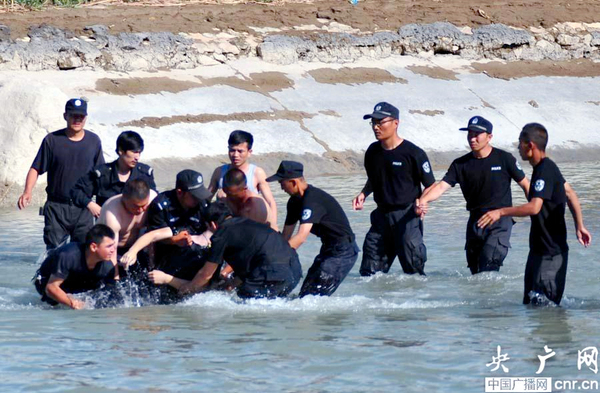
[516,159,523,171]
[422,161,431,174]
[534,179,545,192]
[301,208,312,221]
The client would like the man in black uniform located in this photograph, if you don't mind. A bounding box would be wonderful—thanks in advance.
[147,202,302,299]
[353,102,435,276]
[33,224,117,309]
[146,169,212,280]
[18,98,104,249]
[71,130,156,218]
[267,160,358,297]
[478,123,591,306]
[417,116,530,274]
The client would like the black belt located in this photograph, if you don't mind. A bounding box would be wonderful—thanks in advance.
[47,195,74,205]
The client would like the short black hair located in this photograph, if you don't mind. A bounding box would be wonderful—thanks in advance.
[85,224,115,248]
[223,168,247,189]
[122,179,150,201]
[116,131,144,154]
[228,130,253,149]
[520,123,548,152]
[204,201,232,226]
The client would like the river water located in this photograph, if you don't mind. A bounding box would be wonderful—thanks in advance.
[0,161,598,392]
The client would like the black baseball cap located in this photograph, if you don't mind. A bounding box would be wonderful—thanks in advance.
[65,98,88,116]
[460,116,493,134]
[363,102,399,120]
[266,161,304,182]
[176,169,211,200]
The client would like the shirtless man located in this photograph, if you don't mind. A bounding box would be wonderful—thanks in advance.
[97,179,157,266]
[208,130,278,229]
[222,168,275,229]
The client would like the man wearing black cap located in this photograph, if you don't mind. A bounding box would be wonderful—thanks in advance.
[268,160,358,297]
[417,116,530,274]
[18,98,104,249]
[144,169,212,281]
[353,102,435,276]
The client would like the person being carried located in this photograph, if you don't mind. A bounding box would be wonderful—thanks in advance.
[352,102,435,276]
[18,98,104,249]
[268,161,358,297]
[208,130,278,229]
[33,224,117,309]
[137,202,302,299]
[222,168,276,229]
[71,130,156,218]
[417,116,530,274]
[478,123,591,306]
[97,179,157,268]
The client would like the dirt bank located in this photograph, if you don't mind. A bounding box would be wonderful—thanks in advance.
[3,0,600,39]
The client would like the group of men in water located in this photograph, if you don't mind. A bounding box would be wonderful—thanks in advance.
[20,98,591,309]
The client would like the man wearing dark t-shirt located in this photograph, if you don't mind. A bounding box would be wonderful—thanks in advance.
[417,116,530,274]
[353,102,435,276]
[267,161,358,297]
[146,169,212,280]
[478,123,591,306]
[71,130,156,217]
[147,202,302,299]
[33,224,117,309]
[18,98,104,249]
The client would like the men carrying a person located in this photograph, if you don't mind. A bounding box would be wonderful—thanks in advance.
[268,161,358,297]
[208,130,278,229]
[33,224,117,309]
[353,102,435,276]
[140,202,302,299]
[221,168,276,229]
[145,169,212,281]
[478,123,591,306]
[416,116,530,274]
[97,179,157,266]
[18,98,105,249]
[71,130,156,218]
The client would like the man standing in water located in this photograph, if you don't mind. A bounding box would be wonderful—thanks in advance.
[478,123,591,306]
[417,116,530,274]
[33,224,117,309]
[268,161,358,297]
[208,130,278,229]
[71,130,156,217]
[18,98,104,249]
[353,102,435,276]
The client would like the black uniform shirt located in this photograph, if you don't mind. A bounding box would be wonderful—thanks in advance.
[285,185,354,245]
[208,217,294,281]
[31,129,104,201]
[364,140,435,211]
[147,189,207,260]
[71,159,156,208]
[442,148,526,215]
[528,158,568,256]
[38,242,115,294]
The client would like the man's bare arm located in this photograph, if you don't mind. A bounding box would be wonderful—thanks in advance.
[565,182,592,247]
[18,168,39,210]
